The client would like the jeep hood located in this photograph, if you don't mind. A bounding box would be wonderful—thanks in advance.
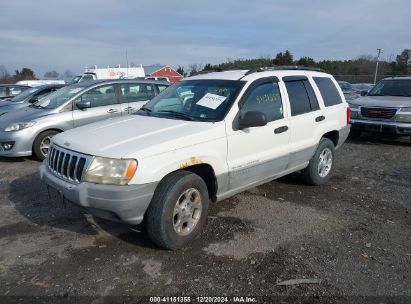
[52,115,225,159]
[349,96,411,108]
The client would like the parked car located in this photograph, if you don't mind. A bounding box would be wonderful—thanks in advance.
[0,84,65,115]
[348,76,411,141]
[352,83,374,94]
[0,79,169,159]
[39,67,350,250]
[337,81,357,101]
[0,84,30,100]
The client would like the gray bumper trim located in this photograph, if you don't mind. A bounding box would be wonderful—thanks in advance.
[336,125,350,149]
[39,163,157,225]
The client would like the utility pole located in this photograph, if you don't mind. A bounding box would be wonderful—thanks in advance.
[374,48,382,84]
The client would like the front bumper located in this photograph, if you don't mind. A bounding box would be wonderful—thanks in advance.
[0,130,33,157]
[39,163,157,225]
[350,119,411,135]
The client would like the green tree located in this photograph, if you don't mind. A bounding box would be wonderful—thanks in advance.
[274,50,293,65]
[14,68,36,81]
[176,66,186,77]
[295,56,316,67]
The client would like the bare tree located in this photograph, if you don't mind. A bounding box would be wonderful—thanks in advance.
[44,70,60,79]
[188,64,203,76]
[0,65,10,79]
[63,69,74,79]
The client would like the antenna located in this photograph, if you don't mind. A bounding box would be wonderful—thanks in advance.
[126,48,129,75]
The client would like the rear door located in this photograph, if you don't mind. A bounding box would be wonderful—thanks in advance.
[118,82,156,114]
[72,84,122,127]
[312,76,346,128]
[283,76,322,168]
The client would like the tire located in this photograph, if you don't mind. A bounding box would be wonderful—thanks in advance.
[33,130,59,160]
[145,170,210,250]
[302,138,335,186]
[350,129,362,138]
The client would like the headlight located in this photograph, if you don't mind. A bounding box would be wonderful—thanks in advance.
[83,157,138,185]
[348,103,360,110]
[396,107,411,123]
[4,122,36,132]
[348,103,360,119]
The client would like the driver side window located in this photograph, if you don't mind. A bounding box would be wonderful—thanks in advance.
[241,82,283,122]
[76,85,117,108]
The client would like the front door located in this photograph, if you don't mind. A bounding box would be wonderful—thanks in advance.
[226,79,290,191]
[72,84,122,127]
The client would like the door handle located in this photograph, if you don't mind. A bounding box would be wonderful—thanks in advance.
[107,109,119,113]
[315,115,325,122]
[274,126,288,134]
[126,107,134,111]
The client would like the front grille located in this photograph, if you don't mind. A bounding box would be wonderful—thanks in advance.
[361,107,397,119]
[47,144,91,183]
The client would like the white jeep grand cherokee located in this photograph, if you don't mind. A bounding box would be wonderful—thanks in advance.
[39,67,350,250]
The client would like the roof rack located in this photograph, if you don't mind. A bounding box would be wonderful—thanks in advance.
[243,66,324,76]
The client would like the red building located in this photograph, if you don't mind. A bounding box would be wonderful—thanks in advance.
[144,65,184,83]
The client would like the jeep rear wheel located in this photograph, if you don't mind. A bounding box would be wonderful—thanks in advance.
[302,138,335,186]
[145,171,210,250]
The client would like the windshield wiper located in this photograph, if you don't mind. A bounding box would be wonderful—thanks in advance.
[137,106,152,115]
[157,110,194,121]
[140,106,152,112]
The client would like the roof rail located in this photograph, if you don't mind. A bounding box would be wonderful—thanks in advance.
[244,66,324,76]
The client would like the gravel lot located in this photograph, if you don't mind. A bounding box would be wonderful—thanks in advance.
[0,134,410,303]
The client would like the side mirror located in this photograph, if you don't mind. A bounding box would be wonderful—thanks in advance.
[360,90,368,96]
[77,100,91,110]
[29,98,38,104]
[238,111,268,129]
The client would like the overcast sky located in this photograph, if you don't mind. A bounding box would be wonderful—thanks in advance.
[0,0,408,76]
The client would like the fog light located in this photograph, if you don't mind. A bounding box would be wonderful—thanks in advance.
[0,141,15,151]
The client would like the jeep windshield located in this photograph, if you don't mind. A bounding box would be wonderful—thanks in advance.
[136,79,245,122]
[33,85,86,109]
[368,79,411,97]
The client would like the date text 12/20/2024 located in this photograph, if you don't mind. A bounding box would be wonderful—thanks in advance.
[149,296,257,303]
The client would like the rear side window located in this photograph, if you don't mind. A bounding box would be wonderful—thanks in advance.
[120,83,155,102]
[314,77,342,106]
[10,87,24,96]
[157,85,168,92]
[285,80,319,116]
[78,85,117,107]
[241,82,283,122]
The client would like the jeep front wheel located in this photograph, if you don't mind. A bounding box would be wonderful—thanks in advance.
[145,171,210,250]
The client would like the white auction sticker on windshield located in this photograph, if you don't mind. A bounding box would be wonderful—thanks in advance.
[196,93,227,110]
